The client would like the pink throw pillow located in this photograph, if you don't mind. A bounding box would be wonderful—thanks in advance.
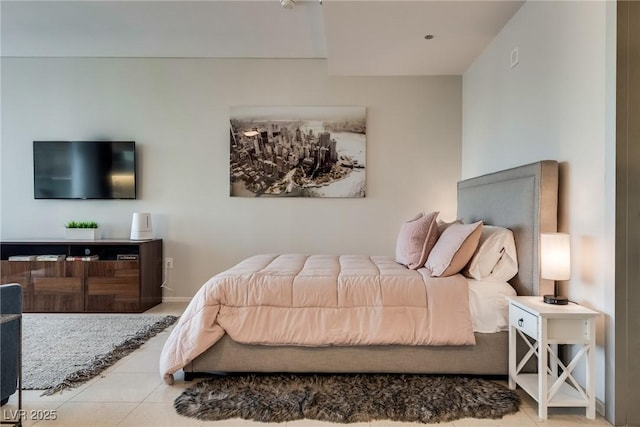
[425,221,483,277]
[437,219,462,235]
[395,211,439,270]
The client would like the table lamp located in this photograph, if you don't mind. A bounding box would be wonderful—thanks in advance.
[541,232,570,305]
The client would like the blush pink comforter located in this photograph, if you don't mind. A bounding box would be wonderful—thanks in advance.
[159,254,475,383]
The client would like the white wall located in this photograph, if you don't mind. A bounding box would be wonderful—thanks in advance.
[462,0,616,414]
[1,58,462,299]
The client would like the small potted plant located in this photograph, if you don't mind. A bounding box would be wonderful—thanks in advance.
[65,221,101,240]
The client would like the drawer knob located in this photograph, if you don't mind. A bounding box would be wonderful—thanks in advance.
[518,318,524,327]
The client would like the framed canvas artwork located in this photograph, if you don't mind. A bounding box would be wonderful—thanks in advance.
[230,106,366,197]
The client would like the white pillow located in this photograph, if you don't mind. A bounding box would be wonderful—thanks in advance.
[463,225,518,281]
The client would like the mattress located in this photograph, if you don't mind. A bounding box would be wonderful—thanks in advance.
[467,279,516,333]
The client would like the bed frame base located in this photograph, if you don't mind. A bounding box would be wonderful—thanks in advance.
[184,332,510,378]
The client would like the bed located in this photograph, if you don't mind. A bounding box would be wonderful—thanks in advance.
[161,160,558,384]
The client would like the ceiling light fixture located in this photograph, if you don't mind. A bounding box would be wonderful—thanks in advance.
[280,0,295,9]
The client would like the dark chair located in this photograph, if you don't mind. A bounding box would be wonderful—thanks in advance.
[1,283,22,406]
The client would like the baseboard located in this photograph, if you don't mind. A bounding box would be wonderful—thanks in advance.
[596,398,605,417]
[162,296,192,303]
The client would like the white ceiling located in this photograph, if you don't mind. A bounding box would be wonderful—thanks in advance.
[0,0,525,76]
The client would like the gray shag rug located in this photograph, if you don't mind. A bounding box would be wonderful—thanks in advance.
[22,314,178,395]
[174,373,520,424]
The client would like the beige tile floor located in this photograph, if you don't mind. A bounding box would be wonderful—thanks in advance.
[2,302,612,427]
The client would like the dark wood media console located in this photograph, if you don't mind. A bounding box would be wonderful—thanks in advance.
[0,239,163,313]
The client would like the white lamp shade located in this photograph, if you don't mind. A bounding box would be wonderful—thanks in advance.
[540,232,571,280]
[130,212,153,240]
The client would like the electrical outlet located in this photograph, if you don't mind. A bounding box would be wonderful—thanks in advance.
[510,47,519,68]
[165,258,173,269]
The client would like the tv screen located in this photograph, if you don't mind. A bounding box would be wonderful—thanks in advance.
[33,141,136,199]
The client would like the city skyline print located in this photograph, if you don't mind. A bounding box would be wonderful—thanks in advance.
[230,106,366,198]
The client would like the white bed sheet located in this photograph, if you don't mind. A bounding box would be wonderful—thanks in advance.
[467,279,516,333]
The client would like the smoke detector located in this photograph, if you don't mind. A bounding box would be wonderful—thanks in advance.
[280,0,295,8]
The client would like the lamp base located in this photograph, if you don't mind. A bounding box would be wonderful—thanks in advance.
[543,294,569,305]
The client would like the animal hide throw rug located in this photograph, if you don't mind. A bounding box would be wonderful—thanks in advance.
[174,373,520,423]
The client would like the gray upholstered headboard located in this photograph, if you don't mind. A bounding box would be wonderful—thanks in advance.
[457,161,558,297]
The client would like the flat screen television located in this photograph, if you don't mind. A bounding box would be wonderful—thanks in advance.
[33,141,137,199]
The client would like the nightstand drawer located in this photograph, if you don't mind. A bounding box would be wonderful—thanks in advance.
[510,305,538,339]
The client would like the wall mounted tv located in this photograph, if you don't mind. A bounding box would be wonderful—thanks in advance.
[33,141,137,199]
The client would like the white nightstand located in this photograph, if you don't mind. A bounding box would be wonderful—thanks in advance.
[507,296,599,420]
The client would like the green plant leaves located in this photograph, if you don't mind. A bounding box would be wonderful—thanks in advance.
[65,221,98,229]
